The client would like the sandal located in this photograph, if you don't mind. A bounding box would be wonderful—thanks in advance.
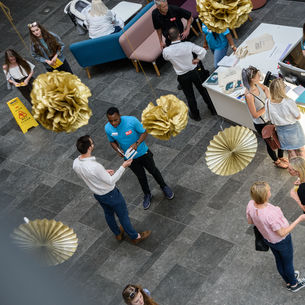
[279,157,289,164]
[274,159,288,169]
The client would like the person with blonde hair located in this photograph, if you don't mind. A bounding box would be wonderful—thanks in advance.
[289,157,305,213]
[247,181,305,292]
[267,78,305,160]
[122,284,158,305]
[84,0,124,39]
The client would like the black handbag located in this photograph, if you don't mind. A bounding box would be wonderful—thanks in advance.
[253,226,269,251]
[196,64,210,83]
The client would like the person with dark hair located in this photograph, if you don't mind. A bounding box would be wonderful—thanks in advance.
[152,0,192,48]
[163,27,216,120]
[242,66,287,169]
[202,23,236,68]
[247,181,305,292]
[73,135,151,244]
[3,49,35,104]
[28,21,72,73]
[105,107,174,210]
[122,284,158,305]
[301,23,305,57]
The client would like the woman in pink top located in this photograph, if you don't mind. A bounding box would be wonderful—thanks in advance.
[247,181,305,292]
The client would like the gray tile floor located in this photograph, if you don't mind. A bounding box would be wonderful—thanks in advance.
[1,0,305,304]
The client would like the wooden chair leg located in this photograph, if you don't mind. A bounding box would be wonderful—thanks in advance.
[191,25,199,37]
[231,28,238,39]
[132,60,139,72]
[196,19,203,33]
[248,15,253,22]
[85,67,91,79]
[152,62,160,77]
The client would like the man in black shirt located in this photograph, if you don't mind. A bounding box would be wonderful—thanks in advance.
[152,0,192,48]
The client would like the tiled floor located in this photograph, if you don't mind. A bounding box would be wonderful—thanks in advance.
[1,0,305,304]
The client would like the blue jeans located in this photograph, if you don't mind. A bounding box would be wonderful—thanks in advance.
[264,234,297,285]
[94,188,138,240]
[211,46,228,68]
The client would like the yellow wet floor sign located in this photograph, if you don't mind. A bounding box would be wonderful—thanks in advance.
[7,97,38,133]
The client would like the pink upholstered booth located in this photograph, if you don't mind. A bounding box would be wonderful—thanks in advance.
[251,0,267,10]
[119,4,162,76]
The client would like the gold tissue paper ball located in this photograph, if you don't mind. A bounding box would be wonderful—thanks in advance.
[30,70,92,132]
[141,94,188,140]
[196,0,253,33]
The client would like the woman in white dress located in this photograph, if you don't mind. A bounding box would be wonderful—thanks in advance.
[84,0,124,39]
[3,49,35,104]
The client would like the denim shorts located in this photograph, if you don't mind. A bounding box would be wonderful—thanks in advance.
[276,121,305,150]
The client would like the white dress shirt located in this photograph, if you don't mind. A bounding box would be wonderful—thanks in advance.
[162,40,207,75]
[73,156,125,195]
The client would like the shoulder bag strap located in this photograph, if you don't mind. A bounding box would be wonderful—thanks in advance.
[248,91,267,124]
[266,99,274,124]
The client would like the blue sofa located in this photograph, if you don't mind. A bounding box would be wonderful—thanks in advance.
[70,2,154,78]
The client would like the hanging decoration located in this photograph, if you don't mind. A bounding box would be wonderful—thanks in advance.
[196,0,253,33]
[11,218,78,266]
[30,70,92,133]
[141,94,188,140]
[205,125,257,176]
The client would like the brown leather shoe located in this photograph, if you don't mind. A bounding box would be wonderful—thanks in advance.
[132,230,151,245]
[115,226,124,241]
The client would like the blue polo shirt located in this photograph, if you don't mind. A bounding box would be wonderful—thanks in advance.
[202,23,230,50]
[105,116,148,159]
[301,40,305,50]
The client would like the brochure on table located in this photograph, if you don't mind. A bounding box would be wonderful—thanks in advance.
[203,24,302,102]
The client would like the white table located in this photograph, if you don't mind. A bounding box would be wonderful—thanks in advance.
[112,1,142,23]
[203,23,302,130]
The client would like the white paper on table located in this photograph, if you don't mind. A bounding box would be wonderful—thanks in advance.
[293,85,305,96]
[269,43,292,61]
[217,55,239,67]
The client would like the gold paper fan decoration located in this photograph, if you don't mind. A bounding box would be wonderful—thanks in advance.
[141,94,188,140]
[206,126,257,176]
[11,218,78,266]
[30,70,92,133]
[197,0,253,33]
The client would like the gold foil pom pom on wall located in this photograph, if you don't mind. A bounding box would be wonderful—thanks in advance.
[141,94,188,140]
[11,218,78,266]
[197,0,253,33]
[206,126,257,176]
[30,70,92,133]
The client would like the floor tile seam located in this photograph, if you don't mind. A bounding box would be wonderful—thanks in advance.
[2,156,64,178]
[186,223,247,247]
[3,155,88,189]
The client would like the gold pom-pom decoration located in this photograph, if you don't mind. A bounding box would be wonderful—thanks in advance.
[205,126,257,176]
[30,70,92,132]
[197,0,253,33]
[141,94,188,140]
[11,218,78,266]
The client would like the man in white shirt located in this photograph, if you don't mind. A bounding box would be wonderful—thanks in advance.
[163,27,216,121]
[73,135,151,244]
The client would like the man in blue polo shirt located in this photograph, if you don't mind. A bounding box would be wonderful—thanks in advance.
[105,107,174,209]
